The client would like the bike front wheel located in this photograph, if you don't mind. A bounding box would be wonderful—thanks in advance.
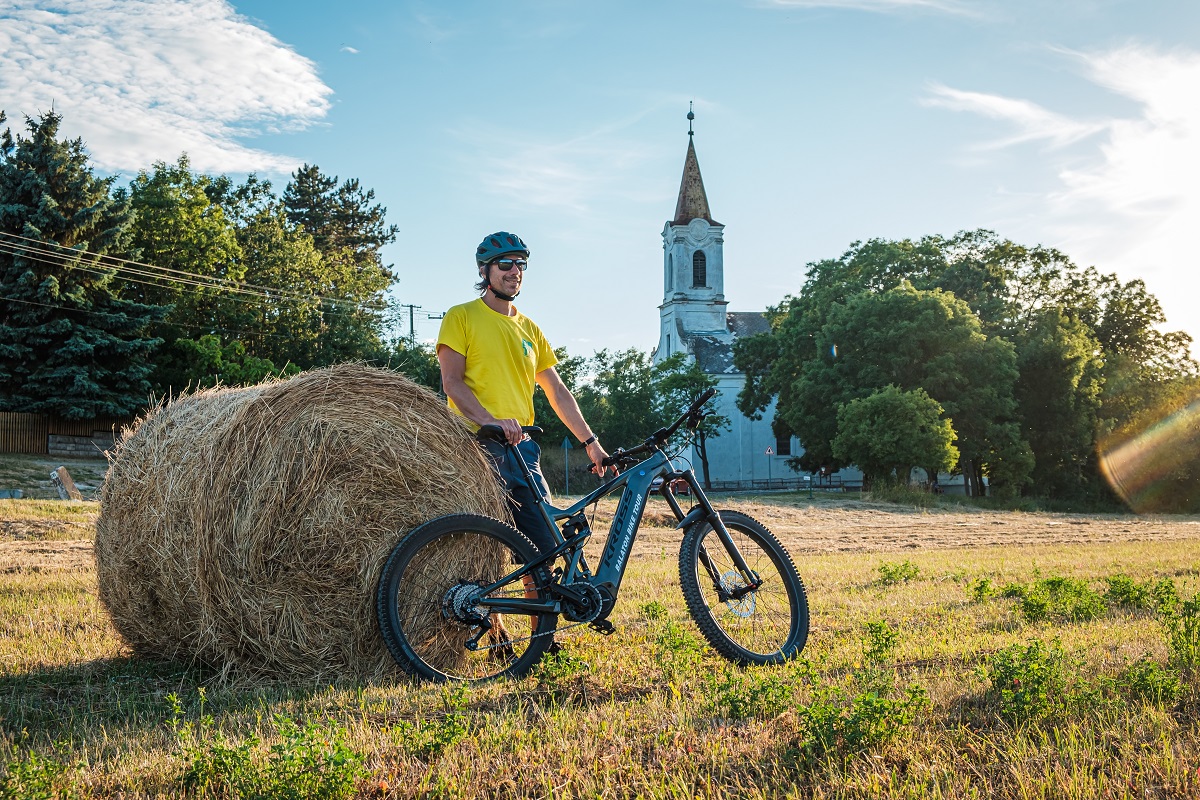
[376,513,558,682]
[678,510,808,665]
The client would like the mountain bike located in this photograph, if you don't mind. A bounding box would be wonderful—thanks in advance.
[376,388,809,682]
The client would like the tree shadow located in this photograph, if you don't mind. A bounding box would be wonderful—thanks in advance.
[0,655,337,747]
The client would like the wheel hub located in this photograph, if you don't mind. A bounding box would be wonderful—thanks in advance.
[719,571,756,618]
[441,582,487,625]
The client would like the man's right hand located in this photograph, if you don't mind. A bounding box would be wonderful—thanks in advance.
[488,417,525,446]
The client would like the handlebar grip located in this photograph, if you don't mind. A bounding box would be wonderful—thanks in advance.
[476,424,505,442]
[475,424,543,443]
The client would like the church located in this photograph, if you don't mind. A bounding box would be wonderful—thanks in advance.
[650,113,862,489]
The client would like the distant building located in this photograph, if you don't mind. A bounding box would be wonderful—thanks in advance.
[651,122,830,488]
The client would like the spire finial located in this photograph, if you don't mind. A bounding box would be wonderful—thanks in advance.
[687,101,694,137]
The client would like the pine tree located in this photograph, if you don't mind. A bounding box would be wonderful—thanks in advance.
[0,111,164,418]
[283,164,398,363]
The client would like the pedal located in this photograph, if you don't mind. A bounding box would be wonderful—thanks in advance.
[589,619,616,636]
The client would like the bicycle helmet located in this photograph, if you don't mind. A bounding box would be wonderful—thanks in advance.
[476,231,530,266]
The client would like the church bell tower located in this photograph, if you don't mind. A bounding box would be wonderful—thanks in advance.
[656,105,728,364]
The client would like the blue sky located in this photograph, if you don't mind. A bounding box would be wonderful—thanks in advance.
[3,0,1199,359]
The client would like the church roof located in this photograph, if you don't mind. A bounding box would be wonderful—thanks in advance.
[727,311,771,339]
[671,137,720,227]
[679,312,770,375]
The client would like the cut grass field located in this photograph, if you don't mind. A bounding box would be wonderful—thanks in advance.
[1,492,1198,799]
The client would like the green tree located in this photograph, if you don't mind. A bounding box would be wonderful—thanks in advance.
[652,352,730,489]
[126,157,254,392]
[223,194,325,370]
[583,348,663,449]
[382,340,441,392]
[283,165,398,364]
[831,385,958,487]
[152,334,297,392]
[740,282,1028,495]
[0,111,164,418]
[126,157,243,332]
[1012,307,1105,499]
[531,347,591,447]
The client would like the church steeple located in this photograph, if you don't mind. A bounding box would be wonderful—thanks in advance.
[671,107,719,226]
[656,105,728,365]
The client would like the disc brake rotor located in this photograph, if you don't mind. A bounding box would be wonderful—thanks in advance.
[719,570,756,618]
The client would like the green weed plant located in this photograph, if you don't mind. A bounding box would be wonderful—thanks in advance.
[388,686,470,760]
[169,690,366,800]
[875,560,920,587]
[1003,575,1106,623]
[986,639,1074,722]
[0,745,75,800]
[1166,597,1200,673]
[1116,657,1181,706]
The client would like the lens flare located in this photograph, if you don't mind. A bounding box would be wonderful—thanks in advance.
[1098,395,1200,513]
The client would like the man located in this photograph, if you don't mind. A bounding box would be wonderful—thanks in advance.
[437,231,611,554]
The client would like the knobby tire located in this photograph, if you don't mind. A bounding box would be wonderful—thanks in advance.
[376,513,557,682]
[678,510,809,665]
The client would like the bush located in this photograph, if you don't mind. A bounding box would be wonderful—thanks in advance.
[1104,574,1154,609]
[1118,657,1181,706]
[1153,578,1181,617]
[969,578,996,603]
[800,682,929,760]
[389,687,470,759]
[0,747,74,800]
[987,639,1071,722]
[862,620,899,666]
[1004,576,1105,624]
[708,665,797,720]
[876,560,920,587]
[1166,598,1200,673]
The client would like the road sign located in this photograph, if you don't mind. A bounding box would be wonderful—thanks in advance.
[765,446,774,455]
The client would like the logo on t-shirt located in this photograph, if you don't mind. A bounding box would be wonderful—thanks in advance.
[522,339,533,358]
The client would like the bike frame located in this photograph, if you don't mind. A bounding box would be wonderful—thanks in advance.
[471,435,761,623]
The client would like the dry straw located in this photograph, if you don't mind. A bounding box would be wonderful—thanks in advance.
[95,364,510,682]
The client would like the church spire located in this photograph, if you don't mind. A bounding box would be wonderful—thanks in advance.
[672,104,718,226]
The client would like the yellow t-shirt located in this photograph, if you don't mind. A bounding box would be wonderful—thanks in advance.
[437,298,558,428]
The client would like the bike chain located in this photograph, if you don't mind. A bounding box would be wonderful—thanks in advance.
[471,618,589,651]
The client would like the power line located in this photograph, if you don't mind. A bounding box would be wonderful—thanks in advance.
[0,232,388,312]
[0,292,335,343]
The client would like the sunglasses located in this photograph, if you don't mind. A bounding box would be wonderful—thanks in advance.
[492,258,528,272]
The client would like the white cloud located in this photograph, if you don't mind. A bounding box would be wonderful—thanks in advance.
[922,83,1108,149]
[927,44,1200,344]
[758,0,980,15]
[0,0,332,174]
[340,45,359,54]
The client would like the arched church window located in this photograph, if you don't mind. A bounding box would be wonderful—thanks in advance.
[692,250,707,287]
[666,253,674,292]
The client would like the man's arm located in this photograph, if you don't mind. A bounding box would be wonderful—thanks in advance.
[535,366,613,475]
[437,344,525,445]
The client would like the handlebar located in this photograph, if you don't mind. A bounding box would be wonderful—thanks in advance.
[476,424,543,444]
[599,388,716,468]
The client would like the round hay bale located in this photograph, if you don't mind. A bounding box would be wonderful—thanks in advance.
[95,364,510,682]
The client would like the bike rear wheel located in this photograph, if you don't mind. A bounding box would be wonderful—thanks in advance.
[678,510,808,665]
[376,513,558,682]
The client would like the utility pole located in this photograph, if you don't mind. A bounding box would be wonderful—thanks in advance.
[396,304,422,347]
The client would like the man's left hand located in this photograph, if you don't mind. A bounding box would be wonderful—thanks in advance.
[586,440,613,477]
